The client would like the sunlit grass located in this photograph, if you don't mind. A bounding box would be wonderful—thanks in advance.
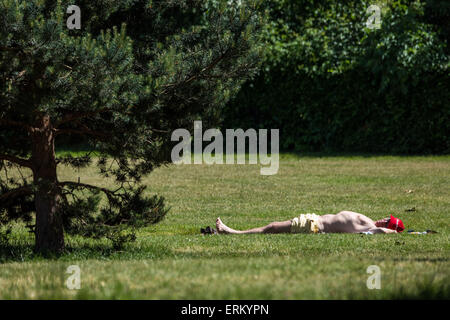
[0,154,449,299]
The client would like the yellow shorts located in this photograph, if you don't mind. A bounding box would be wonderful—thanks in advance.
[291,213,321,234]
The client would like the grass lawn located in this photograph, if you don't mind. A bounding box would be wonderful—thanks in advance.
[0,154,449,299]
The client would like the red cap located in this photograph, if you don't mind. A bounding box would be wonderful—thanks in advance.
[387,215,405,232]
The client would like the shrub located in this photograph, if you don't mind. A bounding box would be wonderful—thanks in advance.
[223,0,449,154]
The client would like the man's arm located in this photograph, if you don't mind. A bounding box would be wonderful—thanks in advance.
[368,227,397,234]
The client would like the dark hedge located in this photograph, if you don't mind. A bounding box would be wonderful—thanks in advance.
[223,0,449,154]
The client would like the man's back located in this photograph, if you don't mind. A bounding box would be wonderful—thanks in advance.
[320,211,378,233]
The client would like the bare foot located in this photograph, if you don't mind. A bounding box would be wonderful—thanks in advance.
[216,217,236,234]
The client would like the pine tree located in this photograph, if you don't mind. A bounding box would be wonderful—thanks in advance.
[0,0,262,253]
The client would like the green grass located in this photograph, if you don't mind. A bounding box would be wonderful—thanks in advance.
[0,154,449,299]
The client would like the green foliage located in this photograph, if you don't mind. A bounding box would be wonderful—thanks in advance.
[106,229,136,251]
[0,0,263,249]
[223,0,449,153]
[60,183,168,238]
[0,225,12,246]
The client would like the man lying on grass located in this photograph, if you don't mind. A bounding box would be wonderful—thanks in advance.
[216,211,405,235]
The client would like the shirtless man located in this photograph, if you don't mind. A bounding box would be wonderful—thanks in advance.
[216,211,405,235]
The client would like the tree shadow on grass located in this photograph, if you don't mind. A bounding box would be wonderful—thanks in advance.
[0,243,35,263]
[347,275,450,300]
[0,241,174,263]
[390,280,450,300]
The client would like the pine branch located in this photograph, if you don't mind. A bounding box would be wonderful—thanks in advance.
[0,119,33,132]
[55,127,110,139]
[0,154,32,168]
[59,181,118,200]
[160,48,232,95]
[55,108,110,127]
[0,186,33,203]
[0,46,21,52]
[185,48,233,85]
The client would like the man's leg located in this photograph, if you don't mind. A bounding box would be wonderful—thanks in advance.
[216,217,292,234]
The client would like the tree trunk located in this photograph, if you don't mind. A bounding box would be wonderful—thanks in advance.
[31,115,64,253]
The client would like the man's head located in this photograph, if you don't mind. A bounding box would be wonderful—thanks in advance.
[375,215,405,232]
